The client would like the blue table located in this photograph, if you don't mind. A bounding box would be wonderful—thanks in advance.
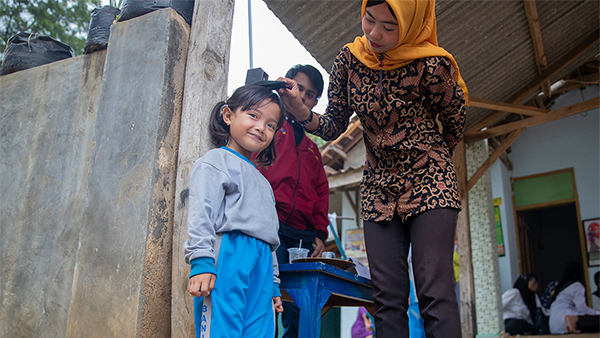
[279,262,374,338]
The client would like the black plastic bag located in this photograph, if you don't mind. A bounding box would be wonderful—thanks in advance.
[85,6,121,54]
[0,32,74,76]
[118,0,194,26]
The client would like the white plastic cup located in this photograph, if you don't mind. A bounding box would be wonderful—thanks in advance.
[288,247,309,262]
[321,251,335,259]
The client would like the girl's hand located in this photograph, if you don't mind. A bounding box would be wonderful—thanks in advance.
[276,77,311,121]
[188,273,216,298]
[273,297,284,313]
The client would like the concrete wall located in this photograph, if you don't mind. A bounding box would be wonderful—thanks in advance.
[1,48,106,338]
[0,9,189,337]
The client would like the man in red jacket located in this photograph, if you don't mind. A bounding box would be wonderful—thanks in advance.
[259,64,329,338]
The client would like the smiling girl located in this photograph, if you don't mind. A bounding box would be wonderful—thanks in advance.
[278,1,468,337]
[184,84,285,338]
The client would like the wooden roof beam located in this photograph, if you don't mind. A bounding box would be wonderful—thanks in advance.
[320,118,362,154]
[324,143,348,160]
[465,97,600,143]
[323,165,338,176]
[469,97,549,116]
[488,137,514,171]
[452,140,477,337]
[467,29,599,133]
[553,73,600,95]
[467,129,523,191]
[524,0,551,97]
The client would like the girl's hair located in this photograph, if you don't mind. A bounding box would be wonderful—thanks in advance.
[365,0,397,20]
[209,84,284,166]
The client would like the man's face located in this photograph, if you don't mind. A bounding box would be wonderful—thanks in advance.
[292,72,319,109]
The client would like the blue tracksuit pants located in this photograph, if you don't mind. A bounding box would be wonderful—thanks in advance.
[194,231,275,338]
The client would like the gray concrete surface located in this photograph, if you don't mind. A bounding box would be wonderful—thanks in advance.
[1,48,106,338]
[1,8,189,338]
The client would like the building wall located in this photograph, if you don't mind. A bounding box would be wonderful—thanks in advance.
[491,86,600,306]
[490,160,519,292]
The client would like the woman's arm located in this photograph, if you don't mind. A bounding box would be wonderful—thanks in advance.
[423,57,467,153]
[279,48,354,139]
[276,77,317,130]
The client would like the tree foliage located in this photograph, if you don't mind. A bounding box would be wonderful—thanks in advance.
[308,134,326,148]
[1,0,101,56]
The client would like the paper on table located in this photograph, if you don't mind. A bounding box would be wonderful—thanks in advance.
[348,256,371,280]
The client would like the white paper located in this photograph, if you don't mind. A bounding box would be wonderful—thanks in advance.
[348,256,371,280]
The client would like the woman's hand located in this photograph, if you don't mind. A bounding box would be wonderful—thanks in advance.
[276,77,311,121]
[188,273,216,298]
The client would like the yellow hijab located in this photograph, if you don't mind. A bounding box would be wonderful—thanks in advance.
[346,0,469,103]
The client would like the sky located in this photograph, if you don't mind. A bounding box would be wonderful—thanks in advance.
[101,0,331,112]
[227,0,330,112]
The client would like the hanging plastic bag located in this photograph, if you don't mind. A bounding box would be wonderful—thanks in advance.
[118,0,194,26]
[0,32,74,76]
[84,6,121,54]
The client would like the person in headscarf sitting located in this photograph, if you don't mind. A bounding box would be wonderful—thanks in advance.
[549,260,599,334]
[502,274,546,335]
[351,307,374,338]
[540,280,559,310]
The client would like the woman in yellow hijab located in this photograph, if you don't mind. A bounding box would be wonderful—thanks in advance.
[279,1,465,336]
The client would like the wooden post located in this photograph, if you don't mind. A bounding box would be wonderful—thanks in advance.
[453,141,477,338]
[171,1,235,337]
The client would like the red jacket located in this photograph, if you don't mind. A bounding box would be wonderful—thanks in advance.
[259,119,330,241]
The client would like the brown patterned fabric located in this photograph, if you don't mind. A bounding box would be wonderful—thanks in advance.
[314,47,466,222]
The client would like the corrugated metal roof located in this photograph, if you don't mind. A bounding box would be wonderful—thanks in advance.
[263,0,599,130]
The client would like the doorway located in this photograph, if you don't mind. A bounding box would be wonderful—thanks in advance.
[512,168,590,297]
[517,203,584,292]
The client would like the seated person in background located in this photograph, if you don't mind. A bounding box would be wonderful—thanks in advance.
[502,274,546,335]
[351,307,374,338]
[549,260,599,334]
[540,281,558,310]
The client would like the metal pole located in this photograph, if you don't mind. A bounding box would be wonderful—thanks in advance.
[247,0,254,68]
